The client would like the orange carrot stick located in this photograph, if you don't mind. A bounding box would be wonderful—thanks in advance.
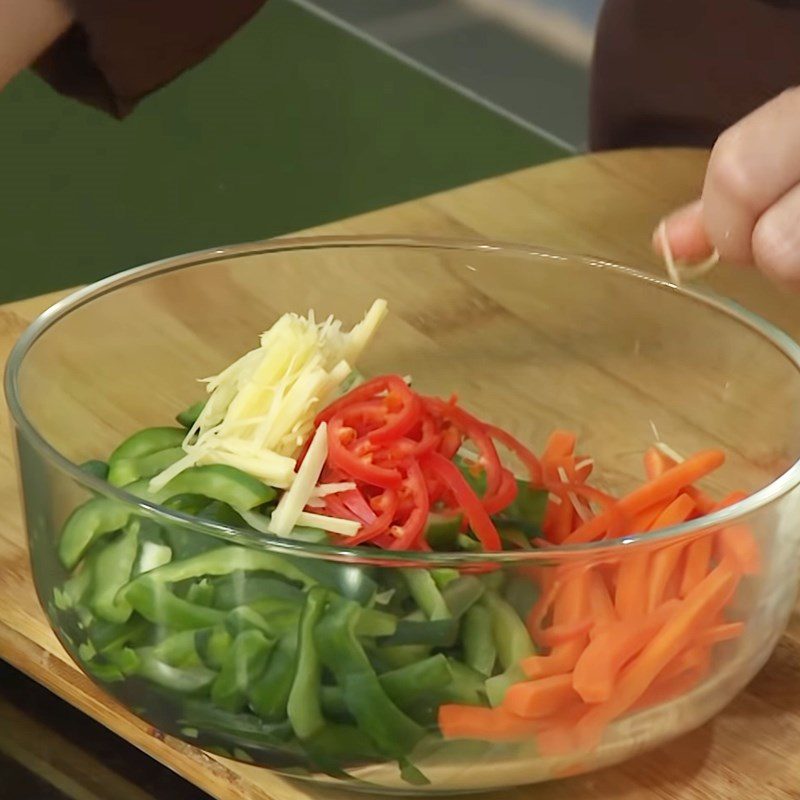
[680,535,714,597]
[646,542,685,611]
[547,454,593,483]
[693,621,744,648]
[711,491,760,575]
[614,551,651,619]
[536,618,594,648]
[576,562,739,744]
[523,570,591,679]
[438,705,541,741]
[572,599,680,703]
[644,446,673,479]
[565,450,724,544]
[503,673,579,719]
[644,447,715,514]
[543,430,577,461]
[650,493,696,532]
[552,493,576,543]
[523,637,584,681]
[526,571,563,636]
[587,569,618,634]
[628,502,671,535]
[633,653,710,712]
[718,524,761,575]
[644,494,696,610]
[536,703,587,757]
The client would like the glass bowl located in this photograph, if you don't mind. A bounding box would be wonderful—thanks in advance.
[6,236,800,794]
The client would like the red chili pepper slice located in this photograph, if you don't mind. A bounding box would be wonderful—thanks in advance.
[316,375,406,423]
[321,494,363,523]
[343,488,399,545]
[482,468,518,516]
[387,461,429,550]
[485,423,544,486]
[327,416,402,489]
[369,382,422,445]
[421,452,502,551]
[423,396,504,500]
[341,488,378,524]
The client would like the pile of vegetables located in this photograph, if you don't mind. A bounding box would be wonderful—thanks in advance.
[49,301,758,784]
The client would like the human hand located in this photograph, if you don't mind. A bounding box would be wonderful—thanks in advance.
[654,87,800,288]
[0,0,73,91]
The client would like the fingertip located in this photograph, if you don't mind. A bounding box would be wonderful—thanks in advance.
[653,200,714,261]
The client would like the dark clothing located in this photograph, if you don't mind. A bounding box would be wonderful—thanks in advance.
[33,0,267,118]
[33,0,800,148]
[590,0,800,150]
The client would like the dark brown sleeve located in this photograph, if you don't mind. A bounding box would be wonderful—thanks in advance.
[589,0,800,151]
[32,0,268,118]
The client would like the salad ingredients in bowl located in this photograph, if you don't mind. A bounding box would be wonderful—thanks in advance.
[47,300,760,787]
[8,237,800,793]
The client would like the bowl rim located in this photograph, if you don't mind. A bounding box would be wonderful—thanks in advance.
[6,233,800,565]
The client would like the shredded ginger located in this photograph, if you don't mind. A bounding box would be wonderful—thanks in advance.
[658,221,719,286]
[149,299,388,492]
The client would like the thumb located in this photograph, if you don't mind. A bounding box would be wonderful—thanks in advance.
[652,200,714,262]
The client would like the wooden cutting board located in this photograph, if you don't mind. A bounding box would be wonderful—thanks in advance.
[2,149,799,800]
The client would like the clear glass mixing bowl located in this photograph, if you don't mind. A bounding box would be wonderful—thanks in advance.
[6,237,800,793]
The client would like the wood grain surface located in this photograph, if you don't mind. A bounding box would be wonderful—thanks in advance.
[1,149,799,799]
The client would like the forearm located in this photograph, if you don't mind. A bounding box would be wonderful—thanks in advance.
[0,0,73,89]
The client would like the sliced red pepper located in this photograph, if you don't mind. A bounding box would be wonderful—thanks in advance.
[384,416,442,460]
[368,381,422,444]
[316,375,407,423]
[423,396,504,500]
[343,488,399,545]
[485,423,544,486]
[321,494,363,523]
[388,461,429,550]
[327,416,402,489]
[341,488,378,524]
[422,452,501,551]
[482,468,518,515]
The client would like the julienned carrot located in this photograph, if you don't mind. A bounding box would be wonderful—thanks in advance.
[546,454,593,484]
[614,552,650,619]
[536,704,586,757]
[643,446,673,480]
[572,600,680,703]
[718,524,761,575]
[693,621,744,647]
[644,494,696,610]
[523,640,584,679]
[587,570,617,634]
[575,563,739,745]
[438,704,541,741]
[633,652,709,712]
[646,542,684,611]
[552,492,575,543]
[644,447,716,514]
[503,673,578,719]
[536,618,594,648]
[526,571,564,636]
[547,482,617,510]
[650,493,696,532]
[680,536,714,597]
[543,430,577,462]
[523,571,591,679]
[542,496,562,541]
[651,642,710,685]
[565,449,724,544]
[709,491,760,575]
[628,502,670,535]
[541,432,577,542]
